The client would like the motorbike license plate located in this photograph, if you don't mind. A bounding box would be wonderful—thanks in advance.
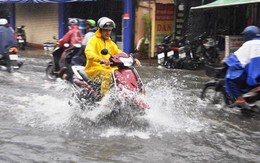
[18,39,24,43]
[157,52,164,64]
[9,54,18,60]
[179,52,186,58]
[157,52,164,59]
[167,50,174,57]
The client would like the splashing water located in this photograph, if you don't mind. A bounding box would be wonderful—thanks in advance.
[8,72,206,138]
[142,77,205,135]
[9,80,74,131]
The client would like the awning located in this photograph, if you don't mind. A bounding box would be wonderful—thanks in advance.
[0,0,95,3]
[191,0,260,10]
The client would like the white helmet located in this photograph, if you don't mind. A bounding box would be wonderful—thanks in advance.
[68,18,78,25]
[97,17,109,27]
[0,18,8,25]
[98,17,116,30]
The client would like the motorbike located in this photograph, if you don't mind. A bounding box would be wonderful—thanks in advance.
[172,34,204,70]
[70,49,149,118]
[16,25,27,50]
[156,34,176,68]
[198,34,220,64]
[0,47,23,73]
[45,42,81,81]
[200,64,260,115]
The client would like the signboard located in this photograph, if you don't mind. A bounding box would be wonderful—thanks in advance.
[155,4,174,45]
[225,35,244,57]
[123,13,130,19]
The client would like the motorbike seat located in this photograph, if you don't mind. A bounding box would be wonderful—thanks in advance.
[78,69,90,82]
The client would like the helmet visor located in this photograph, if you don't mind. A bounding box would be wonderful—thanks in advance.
[102,22,114,30]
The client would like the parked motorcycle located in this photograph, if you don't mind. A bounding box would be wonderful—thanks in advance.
[16,25,27,50]
[45,41,81,81]
[156,34,174,68]
[197,34,220,64]
[200,64,260,115]
[178,32,209,70]
[0,47,23,73]
[70,49,149,117]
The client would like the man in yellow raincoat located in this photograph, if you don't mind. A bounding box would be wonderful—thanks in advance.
[84,17,127,97]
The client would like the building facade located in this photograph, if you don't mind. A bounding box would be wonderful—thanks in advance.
[1,0,136,52]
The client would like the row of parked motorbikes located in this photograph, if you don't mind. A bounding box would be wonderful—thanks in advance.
[156,32,221,70]
[44,39,149,122]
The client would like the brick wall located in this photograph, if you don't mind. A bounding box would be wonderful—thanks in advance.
[15,3,59,47]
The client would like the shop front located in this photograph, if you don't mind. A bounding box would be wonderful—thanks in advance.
[191,0,260,57]
[0,0,135,53]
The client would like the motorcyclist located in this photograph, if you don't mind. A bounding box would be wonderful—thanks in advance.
[84,17,140,97]
[0,18,17,72]
[225,25,260,107]
[71,19,97,66]
[58,18,83,80]
[82,19,97,46]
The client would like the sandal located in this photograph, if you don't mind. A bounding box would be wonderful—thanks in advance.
[228,101,245,108]
[251,86,260,93]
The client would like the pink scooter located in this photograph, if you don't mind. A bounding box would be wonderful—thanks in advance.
[71,49,149,117]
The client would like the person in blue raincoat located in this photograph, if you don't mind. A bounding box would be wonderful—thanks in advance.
[225,25,260,106]
[0,18,17,72]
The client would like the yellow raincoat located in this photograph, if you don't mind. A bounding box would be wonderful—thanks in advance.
[84,28,122,96]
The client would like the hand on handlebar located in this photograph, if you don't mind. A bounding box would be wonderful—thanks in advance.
[98,58,110,66]
[134,58,141,66]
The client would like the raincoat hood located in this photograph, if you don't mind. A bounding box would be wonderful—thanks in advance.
[94,28,111,40]
[84,27,122,73]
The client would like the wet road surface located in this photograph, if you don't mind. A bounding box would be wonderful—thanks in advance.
[0,54,259,162]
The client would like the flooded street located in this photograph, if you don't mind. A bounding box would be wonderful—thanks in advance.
[0,56,259,163]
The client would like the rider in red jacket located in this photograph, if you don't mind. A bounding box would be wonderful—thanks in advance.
[58,19,83,47]
[58,18,83,80]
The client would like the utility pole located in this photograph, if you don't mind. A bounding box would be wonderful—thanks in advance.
[148,0,152,64]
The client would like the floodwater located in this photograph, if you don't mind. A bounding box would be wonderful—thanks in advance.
[0,56,259,163]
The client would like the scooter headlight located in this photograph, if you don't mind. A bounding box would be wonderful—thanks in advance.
[119,57,134,67]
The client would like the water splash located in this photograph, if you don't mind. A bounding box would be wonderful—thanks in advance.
[9,80,74,131]
[143,77,206,135]
[8,74,207,138]
[95,77,207,138]
[13,94,73,130]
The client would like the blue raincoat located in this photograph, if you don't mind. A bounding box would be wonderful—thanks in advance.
[225,38,260,97]
[0,26,16,55]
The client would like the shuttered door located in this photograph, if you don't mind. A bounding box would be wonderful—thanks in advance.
[15,3,59,46]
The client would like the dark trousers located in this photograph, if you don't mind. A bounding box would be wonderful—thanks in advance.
[71,45,86,66]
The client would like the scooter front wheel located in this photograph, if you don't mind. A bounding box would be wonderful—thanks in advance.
[45,65,57,81]
[201,85,226,105]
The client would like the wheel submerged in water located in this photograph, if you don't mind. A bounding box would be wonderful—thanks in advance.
[201,85,234,106]
[200,85,226,105]
[45,65,57,81]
